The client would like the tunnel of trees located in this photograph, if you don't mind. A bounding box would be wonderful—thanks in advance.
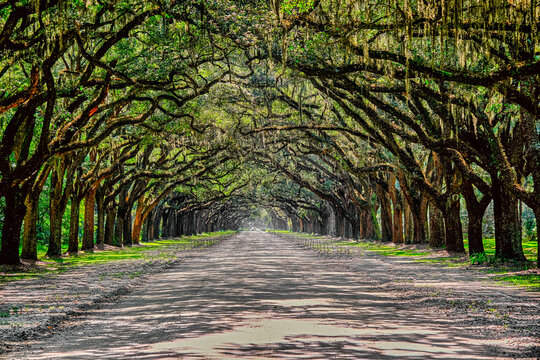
[0,0,538,267]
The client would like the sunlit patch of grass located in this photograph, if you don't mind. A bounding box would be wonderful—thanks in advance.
[333,240,430,257]
[463,237,537,262]
[494,274,540,291]
[1,231,234,283]
[380,249,431,256]
[415,256,469,267]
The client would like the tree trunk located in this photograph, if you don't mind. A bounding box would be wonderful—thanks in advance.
[377,185,393,242]
[369,206,381,240]
[131,199,145,244]
[20,192,40,260]
[467,211,484,255]
[21,165,51,260]
[320,209,329,235]
[152,206,162,239]
[161,210,170,237]
[82,188,97,251]
[0,191,26,265]
[350,215,359,240]
[412,212,426,244]
[115,206,126,246]
[291,216,300,232]
[461,181,489,256]
[142,215,150,242]
[123,204,133,246]
[403,201,414,244]
[115,187,127,246]
[443,197,464,252]
[48,169,65,257]
[95,194,106,250]
[389,179,404,243]
[429,204,445,248]
[415,197,428,244]
[104,205,116,246]
[68,194,81,254]
[48,200,64,257]
[410,197,427,244]
[535,209,540,268]
[335,214,344,238]
[492,179,526,261]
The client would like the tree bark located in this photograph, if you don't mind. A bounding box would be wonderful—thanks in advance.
[20,192,40,260]
[376,184,393,242]
[104,205,116,246]
[48,161,69,257]
[461,181,490,255]
[68,194,81,254]
[151,206,162,239]
[535,210,540,268]
[21,165,51,260]
[132,201,145,243]
[369,206,381,240]
[82,188,97,251]
[114,187,127,246]
[95,193,106,250]
[388,176,404,244]
[442,197,464,252]
[0,191,26,265]
[48,193,64,258]
[492,178,526,261]
[428,204,445,248]
[403,201,413,244]
[123,204,133,246]
[412,211,426,244]
[142,215,149,242]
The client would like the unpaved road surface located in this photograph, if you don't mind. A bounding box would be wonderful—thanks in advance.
[5,231,540,359]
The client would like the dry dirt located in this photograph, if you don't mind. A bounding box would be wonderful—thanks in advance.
[1,231,539,359]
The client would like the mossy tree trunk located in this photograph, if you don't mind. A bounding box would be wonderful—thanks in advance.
[376,184,393,242]
[492,178,526,261]
[461,181,491,256]
[442,196,465,252]
[68,193,82,254]
[428,204,445,248]
[104,204,116,246]
[95,191,106,250]
[21,165,51,260]
[0,190,26,265]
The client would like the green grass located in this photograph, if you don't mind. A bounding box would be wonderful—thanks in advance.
[277,231,539,292]
[414,256,469,267]
[463,237,537,262]
[1,231,235,283]
[494,274,540,291]
[334,240,430,257]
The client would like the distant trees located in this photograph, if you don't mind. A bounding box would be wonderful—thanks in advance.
[0,0,249,264]
[0,0,538,267]
[233,0,539,265]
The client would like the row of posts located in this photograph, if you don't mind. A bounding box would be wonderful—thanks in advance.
[272,232,357,258]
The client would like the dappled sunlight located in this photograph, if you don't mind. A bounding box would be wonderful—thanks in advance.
[9,232,536,359]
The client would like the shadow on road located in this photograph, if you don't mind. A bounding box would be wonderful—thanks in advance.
[10,231,536,359]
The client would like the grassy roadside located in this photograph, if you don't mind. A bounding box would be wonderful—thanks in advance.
[270,230,539,291]
[1,231,235,284]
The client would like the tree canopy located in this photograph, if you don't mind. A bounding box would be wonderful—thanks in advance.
[0,0,538,266]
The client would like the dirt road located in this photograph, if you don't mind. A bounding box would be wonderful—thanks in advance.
[6,231,539,359]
